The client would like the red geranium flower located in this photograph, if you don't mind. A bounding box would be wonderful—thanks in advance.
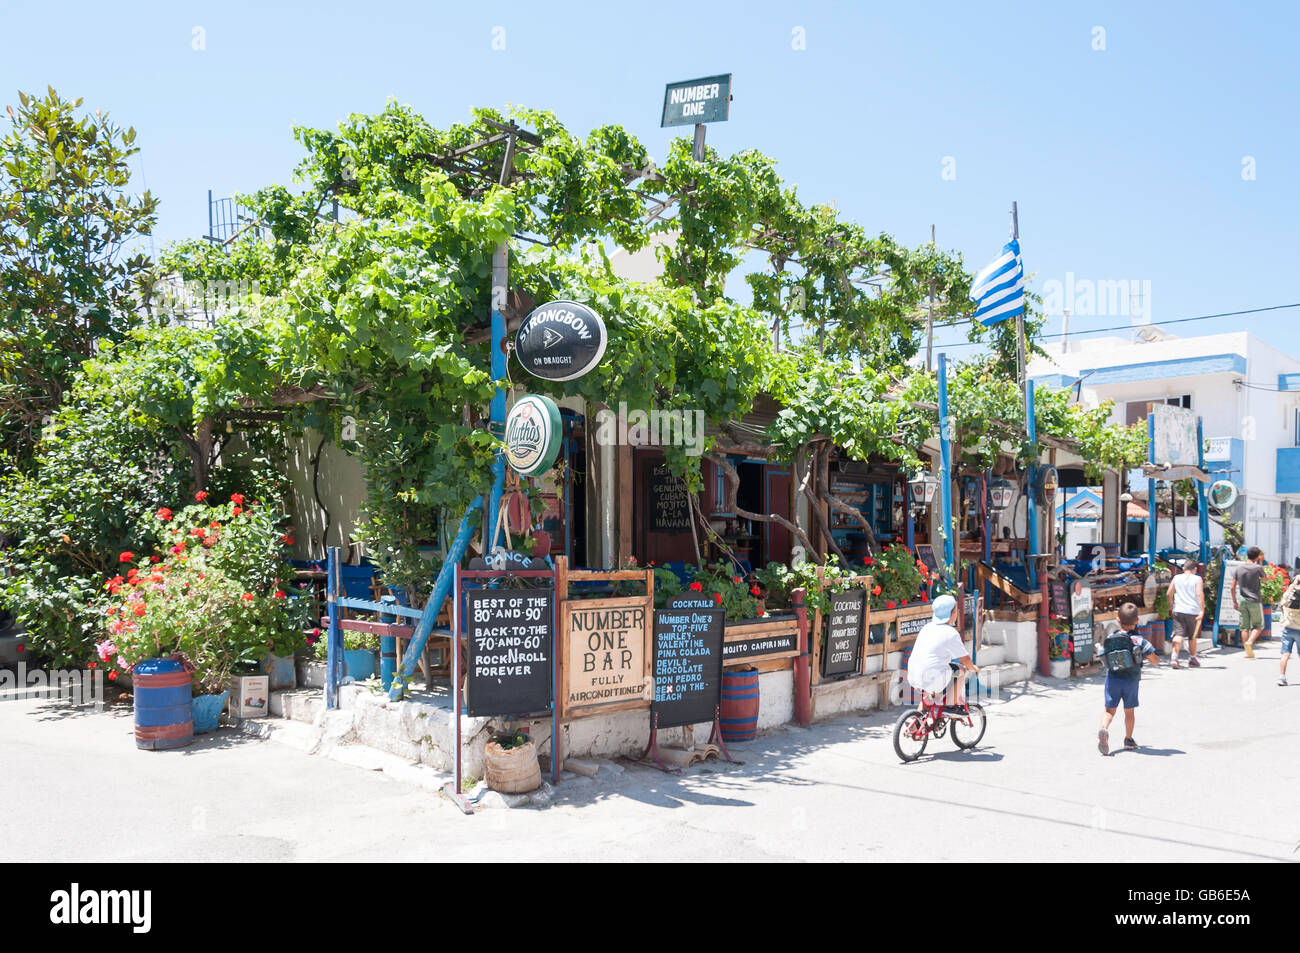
[132,603,147,617]
[732,576,742,584]
[88,661,97,669]
[119,552,134,563]
[231,493,245,505]
[750,586,761,596]
[232,506,243,516]
[872,585,882,596]
[150,555,160,563]
[108,671,118,681]
[192,527,206,537]
[886,601,896,609]
[170,544,184,555]
[241,593,255,601]
[273,591,286,600]
[195,490,208,501]
[281,535,295,545]
[689,581,702,592]
[156,507,173,521]
[713,592,723,605]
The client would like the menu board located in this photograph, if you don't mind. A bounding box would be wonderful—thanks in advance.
[652,594,724,729]
[466,588,554,717]
[649,464,691,533]
[721,622,799,663]
[824,589,865,676]
[1216,560,1247,629]
[915,544,940,575]
[1070,580,1095,665]
[1049,575,1072,620]
[561,596,651,716]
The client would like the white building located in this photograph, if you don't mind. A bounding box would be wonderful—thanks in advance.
[1029,329,1300,567]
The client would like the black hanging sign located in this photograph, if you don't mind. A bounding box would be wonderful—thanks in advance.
[515,300,608,382]
[824,589,866,676]
[649,464,691,533]
[466,588,554,717]
[652,594,725,729]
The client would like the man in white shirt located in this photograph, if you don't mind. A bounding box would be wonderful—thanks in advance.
[1165,558,1204,669]
[906,594,979,712]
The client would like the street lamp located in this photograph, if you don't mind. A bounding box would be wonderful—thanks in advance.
[908,470,939,513]
[988,477,1015,515]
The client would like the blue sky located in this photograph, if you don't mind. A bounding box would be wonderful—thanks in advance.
[4,1,1298,358]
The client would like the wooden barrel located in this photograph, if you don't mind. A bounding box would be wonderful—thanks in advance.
[720,668,760,743]
[1146,621,1165,654]
[133,658,193,750]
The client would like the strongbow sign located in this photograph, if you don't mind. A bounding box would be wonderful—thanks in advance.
[504,394,562,477]
[515,300,607,382]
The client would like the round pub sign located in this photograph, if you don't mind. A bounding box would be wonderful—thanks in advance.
[515,300,608,382]
[504,394,562,477]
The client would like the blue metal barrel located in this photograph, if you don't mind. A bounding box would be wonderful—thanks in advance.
[133,658,193,750]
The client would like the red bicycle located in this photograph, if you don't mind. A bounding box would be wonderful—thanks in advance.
[892,691,986,762]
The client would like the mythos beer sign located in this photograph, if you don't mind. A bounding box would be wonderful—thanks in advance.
[515,300,608,382]
[504,394,563,477]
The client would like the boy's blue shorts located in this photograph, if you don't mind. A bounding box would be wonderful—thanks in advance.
[1104,675,1140,709]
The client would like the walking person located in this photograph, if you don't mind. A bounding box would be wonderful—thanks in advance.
[1166,558,1204,668]
[1231,547,1267,658]
[1097,602,1160,755]
[1279,574,1300,686]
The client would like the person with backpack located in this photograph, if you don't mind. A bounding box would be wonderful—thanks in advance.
[1096,602,1160,755]
[1278,574,1300,687]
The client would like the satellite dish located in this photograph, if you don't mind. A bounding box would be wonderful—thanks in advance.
[1208,480,1238,511]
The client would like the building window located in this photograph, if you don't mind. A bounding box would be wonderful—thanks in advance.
[1125,395,1192,426]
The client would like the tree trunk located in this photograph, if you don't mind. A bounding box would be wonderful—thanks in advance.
[708,452,817,558]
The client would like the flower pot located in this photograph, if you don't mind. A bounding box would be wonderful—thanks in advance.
[192,690,229,734]
[1262,606,1273,639]
[261,651,297,690]
[343,649,377,681]
[1049,658,1071,680]
[484,739,541,793]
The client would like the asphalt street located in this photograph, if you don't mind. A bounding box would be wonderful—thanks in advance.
[2,639,1296,862]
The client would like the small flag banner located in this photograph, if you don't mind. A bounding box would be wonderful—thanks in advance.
[971,238,1024,326]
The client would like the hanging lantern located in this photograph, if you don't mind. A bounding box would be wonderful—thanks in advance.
[989,478,1015,514]
[908,470,940,510]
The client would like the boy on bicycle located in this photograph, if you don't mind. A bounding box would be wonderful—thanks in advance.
[906,594,979,713]
[1097,602,1160,755]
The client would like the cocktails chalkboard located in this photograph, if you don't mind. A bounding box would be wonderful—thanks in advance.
[649,464,691,533]
[1049,575,1072,620]
[652,594,724,729]
[466,588,554,717]
[915,544,940,575]
[824,588,865,676]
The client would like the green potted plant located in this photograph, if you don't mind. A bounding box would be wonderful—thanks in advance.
[1047,618,1072,678]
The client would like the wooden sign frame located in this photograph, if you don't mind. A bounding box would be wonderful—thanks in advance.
[558,594,653,719]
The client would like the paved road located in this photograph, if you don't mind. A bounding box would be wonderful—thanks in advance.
[2,640,1297,862]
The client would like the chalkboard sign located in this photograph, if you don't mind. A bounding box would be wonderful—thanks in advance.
[824,589,865,676]
[1049,575,1071,620]
[897,612,929,639]
[1070,580,1094,665]
[466,588,554,717]
[915,544,940,575]
[652,594,724,729]
[649,464,691,533]
[721,621,798,663]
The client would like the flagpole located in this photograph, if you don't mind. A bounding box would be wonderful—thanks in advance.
[1012,201,1024,387]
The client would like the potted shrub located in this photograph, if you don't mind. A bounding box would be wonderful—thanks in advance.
[484,727,541,793]
[96,492,307,732]
[1261,564,1290,638]
[1047,618,1072,678]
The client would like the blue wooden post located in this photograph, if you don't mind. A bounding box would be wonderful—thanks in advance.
[1196,417,1211,565]
[904,479,915,551]
[1147,413,1158,569]
[1210,545,1230,648]
[326,546,343,710]
[487,241,508,550]
[388,478,498,701]
[938,354,955,581]
[1025,381,1039,590]
[379,594,397,691]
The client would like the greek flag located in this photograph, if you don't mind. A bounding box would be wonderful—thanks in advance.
[970,238,1024,326]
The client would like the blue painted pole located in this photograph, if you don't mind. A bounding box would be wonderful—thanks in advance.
[1147,413,1157,569]
[379,594,397,691]
[388,471,501,701]
[487,241,508,552]
[937,354,955,581]
[1196,417,1211,565]
[326,546,342,710]
[904,479,915,551]
[1025,381,1039,590]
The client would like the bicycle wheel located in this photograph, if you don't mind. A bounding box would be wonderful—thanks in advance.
[950,704,987,750]
[893,708,929,762]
